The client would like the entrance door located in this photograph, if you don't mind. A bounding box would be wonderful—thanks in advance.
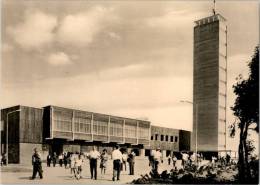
[51,142,63,155]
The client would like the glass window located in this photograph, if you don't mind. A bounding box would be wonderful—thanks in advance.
[175,136,178,142]
[93,120,108,135]
[170,136,174,142]
[74,117,91,133]
[125,124,136,138]
[151,136,153,140]
[110,122,123,137]
[138,126,149,139]
[53,110,72,132]
[155,134,158,141]
[161,135,164,141]
[165,135,168,142]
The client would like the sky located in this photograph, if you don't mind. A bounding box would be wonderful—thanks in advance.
[1,0,259,151]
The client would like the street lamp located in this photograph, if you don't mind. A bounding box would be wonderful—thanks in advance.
[6,109,21,165]
[180,100,198,165]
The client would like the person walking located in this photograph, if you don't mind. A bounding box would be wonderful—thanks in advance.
[127,150,135,175]
[100,149,108,176]
[167,154,171,165]
[88,146,100,180]
[1,153,7,166]
[46,153,52,167]
[153,148,162,174]
[172,154,177,170]
[122,151,128,171]
[181,152,188,169]
[58,153,64,167]
[149,150,155,169]
[112,145,122,181]
[52,152,57,167]
[63,152,68,168]
[226,153,231,165]
[31,148,43,180]
[74,154,83,180]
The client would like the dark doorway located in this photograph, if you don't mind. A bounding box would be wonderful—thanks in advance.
[166,150,171,157]
[145,149,151,156]
[51,142,63,155]
[132,148,140,156]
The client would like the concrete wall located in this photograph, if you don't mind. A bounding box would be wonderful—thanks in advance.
[147,126,179,151]
[19,143,48,165]
[193,14,227,152]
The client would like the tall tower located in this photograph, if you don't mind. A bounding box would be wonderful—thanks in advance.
[192,14,227,152]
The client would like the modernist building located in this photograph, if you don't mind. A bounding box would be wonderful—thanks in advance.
[1,105,190,164]
[192,13,227,152]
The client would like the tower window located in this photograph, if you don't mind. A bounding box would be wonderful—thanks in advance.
[151,135,153,140]
[175,136,178,142]
[165,135,168,142]
[170,136,174,142]
[155,134,158,141]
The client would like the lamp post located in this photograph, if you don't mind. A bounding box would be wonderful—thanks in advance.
[6,109,21,165]
[180,100,198,165]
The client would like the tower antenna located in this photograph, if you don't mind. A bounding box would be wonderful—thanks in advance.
[213,0,216,15]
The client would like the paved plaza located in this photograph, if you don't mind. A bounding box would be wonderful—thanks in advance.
[0,157,181,184]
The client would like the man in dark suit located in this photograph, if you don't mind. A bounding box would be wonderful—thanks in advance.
[31,148,43,179]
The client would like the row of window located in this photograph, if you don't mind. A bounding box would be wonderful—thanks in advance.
[53,117,149,139]
[151,134,178,142]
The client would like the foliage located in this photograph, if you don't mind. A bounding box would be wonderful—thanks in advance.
[230,46,259,182]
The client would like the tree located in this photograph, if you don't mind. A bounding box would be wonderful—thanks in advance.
[231,46,259,182]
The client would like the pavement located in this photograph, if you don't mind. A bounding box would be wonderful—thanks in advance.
[0,158,180,184]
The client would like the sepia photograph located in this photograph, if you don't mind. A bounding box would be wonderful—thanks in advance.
[0,0,259,184]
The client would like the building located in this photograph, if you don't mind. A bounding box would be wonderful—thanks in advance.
[146,126,190,157]
[1,105,191,164]
[192,13,227,153]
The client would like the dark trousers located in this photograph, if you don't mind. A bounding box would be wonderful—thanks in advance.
[154,161,159,173]
[90,159,97,179]
[47,160,51,167]
[32,164,43,179]
[59,159,63,167]
[113,160,121,180]
[129,162,134,175]
[53,159,56,167]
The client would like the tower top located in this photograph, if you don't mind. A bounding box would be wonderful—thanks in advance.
[194,14,226,26]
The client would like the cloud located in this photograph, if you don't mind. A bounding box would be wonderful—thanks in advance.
[57,6,118,47]
[146,10,204,29]
[7,10,57,50]
[108,32,121,40]
[47,52,72,66]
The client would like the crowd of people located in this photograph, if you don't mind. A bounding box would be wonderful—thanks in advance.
[30,145,136,181]
[2,147,239,181]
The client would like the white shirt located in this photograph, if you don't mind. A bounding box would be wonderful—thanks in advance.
[182,153,189,161]
[122,154,128,161]
[75,158,83,167]
[112,149,123,161]
[89,150,100,159]
[154,151,162,161]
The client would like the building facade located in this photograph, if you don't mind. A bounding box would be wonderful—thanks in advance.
[192,14,227,152]
[146,126,190,157]
[1,105,190,164]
